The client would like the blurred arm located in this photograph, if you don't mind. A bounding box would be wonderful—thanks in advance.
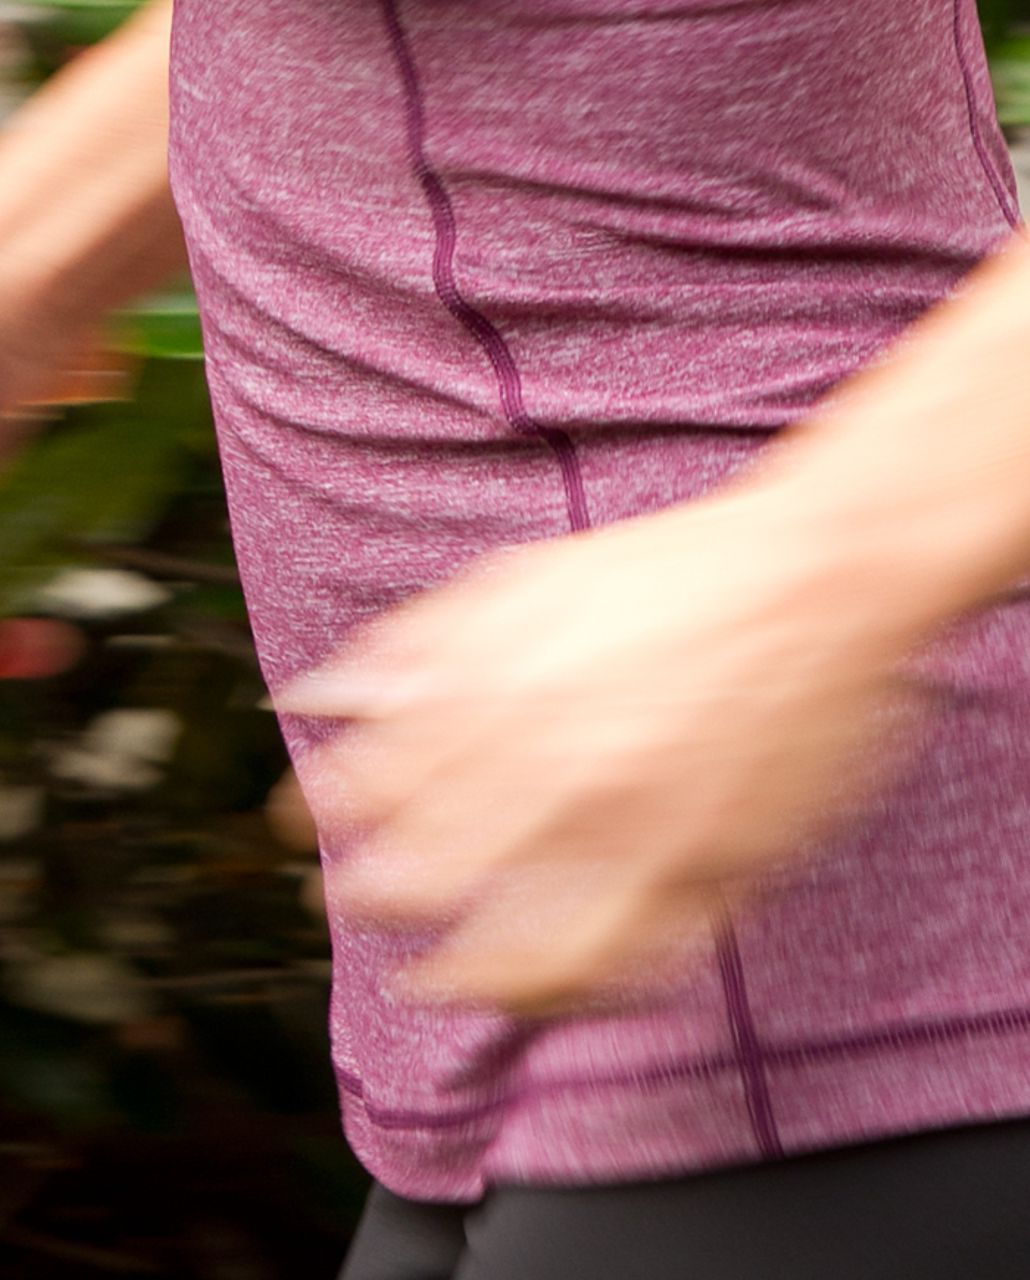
[0,0,185,414]
[717,229,1030,644]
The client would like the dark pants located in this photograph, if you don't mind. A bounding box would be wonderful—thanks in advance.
[339,1117,1030,1279]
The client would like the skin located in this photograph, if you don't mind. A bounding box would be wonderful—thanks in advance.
[279,233,1030,1017]
[2,3,1030,1017]
[282,499,933,1016]
[0,0,183,426]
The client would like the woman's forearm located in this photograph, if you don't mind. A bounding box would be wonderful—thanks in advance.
[710,230,1030,647]
[0,0,185,384]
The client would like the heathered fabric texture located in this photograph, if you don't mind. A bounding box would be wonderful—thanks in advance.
[168,0,1030,1202]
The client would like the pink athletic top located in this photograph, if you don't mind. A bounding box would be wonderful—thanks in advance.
[168,0,1030,1201]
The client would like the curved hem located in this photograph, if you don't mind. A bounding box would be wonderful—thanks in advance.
[336,1006,1030,1202]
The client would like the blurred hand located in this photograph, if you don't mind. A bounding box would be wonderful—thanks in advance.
[278,495,927,1017]
[266,766,319,853]
[0,311,130,443]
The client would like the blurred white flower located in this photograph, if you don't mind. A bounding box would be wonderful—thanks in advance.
[50,708,181,791]
[34,568,171,619]
[5,952,153,1024]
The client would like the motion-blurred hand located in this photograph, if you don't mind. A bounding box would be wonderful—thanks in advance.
[278,493,928,1017]
[0,314,130,439]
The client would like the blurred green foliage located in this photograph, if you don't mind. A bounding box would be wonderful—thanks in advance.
[0,2,1028,1276]
[7,0,144,74]
[984,0,1030,125]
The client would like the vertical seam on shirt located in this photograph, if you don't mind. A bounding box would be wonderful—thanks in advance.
[715,914,784,1159]
[951,0,1021,231]
[378,0,591,533]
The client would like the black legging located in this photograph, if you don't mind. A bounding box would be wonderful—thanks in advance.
[339,1116,1030,1279]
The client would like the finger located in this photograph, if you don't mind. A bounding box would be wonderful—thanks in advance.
[392,864,717,1017]
[274,554,515,719]
[301,672,512,841]
[273,633,439,720]
[322,760,566,925]
[265,766,319,852]
[298,642,579,874]
[323,702,644,927]
[321,835,471,934]
[294,726,384,839]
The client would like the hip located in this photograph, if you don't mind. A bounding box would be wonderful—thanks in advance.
[340,1116,1030,1280]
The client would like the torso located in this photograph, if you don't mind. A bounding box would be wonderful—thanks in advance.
[168,0,1030,1200]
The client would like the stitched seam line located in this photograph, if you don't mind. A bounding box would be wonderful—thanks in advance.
[715,917,784,1158]
[951,0,1021,230]
[378,0,591,533]
[366,0,1023,1148]
[338,1002,1030,1130]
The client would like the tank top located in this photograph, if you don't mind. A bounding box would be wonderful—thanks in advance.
[167,0,1030,1201]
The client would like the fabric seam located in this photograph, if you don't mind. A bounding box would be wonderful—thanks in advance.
[951,0,1021,230]
[715,916,784,1158]
[377,0,591,533]
[338,1001,1030,1131]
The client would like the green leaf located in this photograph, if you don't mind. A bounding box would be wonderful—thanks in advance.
[0,362,196,615]
[991,38,1030,126]
[979,0,1017,51]
[8,1,144,64]
[112,290,205,362]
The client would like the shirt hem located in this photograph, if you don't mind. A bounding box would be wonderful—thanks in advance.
[337,1003,1030,1202]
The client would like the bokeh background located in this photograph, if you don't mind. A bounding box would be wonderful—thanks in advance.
[0,2,1028,1276]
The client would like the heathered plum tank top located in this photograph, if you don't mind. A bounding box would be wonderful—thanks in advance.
[168,0,1030,1201]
